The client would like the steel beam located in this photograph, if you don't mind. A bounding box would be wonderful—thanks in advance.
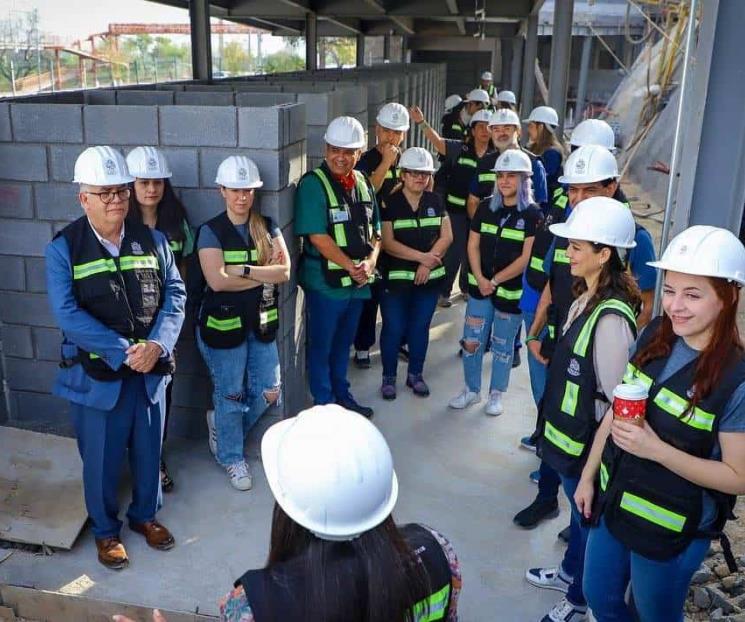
[356,33,366,66]
[547,0,574,132]
[383,33,391,60]
[575,35,592,121]
[511,37,523,96]
[520,13,538,116]
[189,0,213,80]
[305,13,317,70]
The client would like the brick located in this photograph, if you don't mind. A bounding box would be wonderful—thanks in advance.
[5,357,57,393]
[0,255,25,291]
[24,257,46,293]
[84,90,116,105]
[116,90,174,106]
[10,104,83,143]
[84,106,159,145]
[180,189,225,227]
[49,144,86,183]
[175,91,235,106]
[10,390,72,434]
[160,106,237,147]
[0,292,57,327]
[33,184,81,222]
[238,107,283,149]
[0,219,53,257]
[157,148,199,188]
[0,144,48,182]
[1,324,33,358]
[0,103,10,141]
[296,93,333,125]
[0,183,33,218]
[260,185,296,230]
[32,326,62,361]
[235,92,296,107]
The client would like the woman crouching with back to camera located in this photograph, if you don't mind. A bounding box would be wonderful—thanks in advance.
[576,226,745,621]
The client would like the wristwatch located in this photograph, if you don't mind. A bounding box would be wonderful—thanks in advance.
[242,264,252,278]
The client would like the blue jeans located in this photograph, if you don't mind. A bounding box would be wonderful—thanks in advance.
[380,286,439,378]
[306,290,364,404]
[584,518,709,622]
[197,329,281,466]
[559,474,589,607]
[522,309,548,406]
[462,296,522,393]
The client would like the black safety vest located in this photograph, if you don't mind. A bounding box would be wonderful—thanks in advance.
[598,317,745,565]
[197,212,279,349]
[444,142,493,212]
[234,523,453,622]
[357,147,401,204]
[538,297,637,477]
[57,216,174,381]
[382,190,447,291]
[440,106,468,140]
[301,163,376,289]
[480,83,496,98]
[467,200,540,314]
[471,148,540,202]
[160,218,189,266]
[525,186,570,292]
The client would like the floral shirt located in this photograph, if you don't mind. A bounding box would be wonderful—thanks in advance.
[217,524,462,621]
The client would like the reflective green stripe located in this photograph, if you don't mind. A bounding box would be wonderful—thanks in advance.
[447,194,466,206]
[250,249,258,262]
[384,168,400,180]
[554,248,570,264]
[529,256,545,272]
[478,173,496,183]
[393,219,418,230]
[600,462,609,492]
[223,250,248,263]
[89,352,101,360]
[620,491,686,533]
[623,363,653,390]
[500,228,525,241]
[206,315,242,331]
[353,171,372,202]
[312,168,340,208]
[561,381,579,416]
[573,299,636,357]
[548,324,556,339]
[480,222,498,235]
[430,266,446,279]
[653,388,716,432]
[72,258,117,280]
[451,123,463,132]
[327,261,344,270]
[260,308,278,324]
[496,286,522,300]
[468,272,478,286]
[333,223,348,247]
[456,157,478,168]
[555,195,568,209]
[118,255,159,271]
[169,240,184,252]
[412,583,450,622]
[553,187,565,199]
[340,276,353,287]
[544,421,585,457]
[419,217,442,227]
[388,270,416,281]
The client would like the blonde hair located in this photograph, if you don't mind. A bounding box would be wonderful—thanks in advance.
[248,209,273,265]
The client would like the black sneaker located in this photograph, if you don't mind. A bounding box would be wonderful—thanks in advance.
[336,397,374,419]
[354,351,371,369]
[513,497,560,529]
[512,348,521,368]
[438,295,453,308]
[557,525,571,544]
[398,346,410,362]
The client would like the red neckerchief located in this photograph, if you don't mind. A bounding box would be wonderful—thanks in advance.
[334,171,356,194]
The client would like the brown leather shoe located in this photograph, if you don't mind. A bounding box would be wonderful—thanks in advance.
[95,536,129,570]
[129,520,175,550]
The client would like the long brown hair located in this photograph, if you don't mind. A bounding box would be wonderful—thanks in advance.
[248,208,273,265]
[633,277,743,413]
[527,122,565,160]
[572,244,641,315]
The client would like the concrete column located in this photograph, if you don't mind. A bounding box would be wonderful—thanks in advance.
[383,33,391,61]
[547,0,574,131]
[356,34,365,67]
[511,37,523,99]
[401,35,408,62]
[189,0,213,80]
[305,13,318,71]
[575,36,593,121]
[501,38,513,89]
[520,14,538,116]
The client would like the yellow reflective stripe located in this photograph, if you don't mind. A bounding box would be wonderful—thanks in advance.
[544,421,585,457]
[419,217,442,227]
[169,240,184,252]
[457,157,478,168]
[553,187,565,199]
[548,324,556,339]
[529,256,545,272]
[496,286,522,300]
[353,170,372,202]
[72,258,117,280]
[561,381,579,416]
[223,250,248,263]
[480,222,498,235]
[555,195,568,209]
[573,299,636,357]
[259,308,278,324]
[312,168,339,208]
[600,462,609,491]
[430,266,446,279]
[447,194,466,206]
[467,272,478,286]
[623,363,653,390]
[554,248,570,264]
[653,388,715,432]
[118,255,159,271]
[451,124,463,132]
[478,173,496,183]
[412,583,450,622]
[393,219,418,230]
[620,491,686,533]
[500,228,525,241]
[333,223,348,247]
[389,270,416,281]
[206,315,242,331]
[89,352,101,360]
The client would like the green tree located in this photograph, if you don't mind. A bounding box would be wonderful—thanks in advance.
[222,41,252,75]
[322,37,355,68]
[261,49,304,74]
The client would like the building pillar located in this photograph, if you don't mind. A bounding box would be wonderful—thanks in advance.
[520,14,539,116]
[547,0,574,132]
[511,37,524,99]
[501,38,513,89]
[305,13,318,70]
[356,33,365,67]
[189,0,213,80]
[383,33,391,61]
[575,35,593,122]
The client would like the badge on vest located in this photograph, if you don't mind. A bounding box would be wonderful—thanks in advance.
[516,219,525,230]
[331,208,350,223]
[427,207,436,217]
[366,206,373,220]
[131,241,144,255]
[567,358,581,377]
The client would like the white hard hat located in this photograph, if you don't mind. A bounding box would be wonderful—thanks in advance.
[215,155,263,189]
[549,197,637,249]
[481,71,493,82]
[444,94,463,113]
[570,118,616,151]
[126,146,173,179]
[497,90,517,105]
[261,405,399,541]
[324,116,366,149]
[465,88,491,105]
[493,149,532,174]
[399,147,435,173]
[489,108,521,127]
[376,102,410,132]
[648,225,745,286]
[524,106,559,127]
[558,145,618,185]
[73,146,134,186]
[470,109,492,126]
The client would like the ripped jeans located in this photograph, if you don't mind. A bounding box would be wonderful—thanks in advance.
[461,296,523,394]
[197,329,281,467]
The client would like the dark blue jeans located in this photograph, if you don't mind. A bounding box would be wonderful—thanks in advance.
[559,474,589,607]
[354,281,382,352]
[537,459,562,500]
[306,290,364,404]
[380,286,439,377]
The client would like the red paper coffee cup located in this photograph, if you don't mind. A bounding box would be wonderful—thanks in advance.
[612,383,648,426]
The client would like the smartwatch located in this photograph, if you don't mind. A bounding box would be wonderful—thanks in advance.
[242,264,252,278]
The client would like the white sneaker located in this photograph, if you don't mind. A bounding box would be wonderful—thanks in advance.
[448,388,481,409]
[525,566,572,593]
[543,596,588,622]
[485,390,504,416]
[206,409,217,457]
[226,460,253,491]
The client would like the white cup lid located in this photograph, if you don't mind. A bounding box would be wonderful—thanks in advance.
[613,383,648,401]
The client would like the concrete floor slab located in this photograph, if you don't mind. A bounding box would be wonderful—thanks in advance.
[0,300,571,621]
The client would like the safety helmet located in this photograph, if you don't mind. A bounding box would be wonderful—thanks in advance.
[489,108,521,128]
[469,109,492,127]
[492,149,532,174]
[399,147,435,173]
[523,106,559,128]
[444,94,463,113]
[648,225,745,286]
[549,197,637,249]
[570,118,616,151]
[497,90,517,105]
[376,102,410,132]
[73,146,134,186]
[126,146,173,179]
[324,116,366,149]
[558,145,618,185]
[464,88,491,105]
[215,155,263,189]
[481,71,493,82]
[261,404,399,541]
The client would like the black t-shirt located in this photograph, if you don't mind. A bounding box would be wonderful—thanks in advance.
[356,147,401,204]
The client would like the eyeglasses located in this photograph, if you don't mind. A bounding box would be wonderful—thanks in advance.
[403,170,431,179]
[85,188,131,204]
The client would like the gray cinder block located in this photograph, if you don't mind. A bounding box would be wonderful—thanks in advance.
[32,326,62,361]
[5,357,57,393]
[84,105,159,145]
[0,218,53,257]
[0,144,48,182]
[34,184,81,222]
[1,324,33,358]
[175,91,235,106]
[0,183,33,218]
[0,291,57,327]
[160,106,237,147]
[24,257,47,293]
[11,104,83,143]
[0,255,25,291]
[116,90,174,106]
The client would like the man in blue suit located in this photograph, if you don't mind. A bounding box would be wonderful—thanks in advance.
[45,146,186,569]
